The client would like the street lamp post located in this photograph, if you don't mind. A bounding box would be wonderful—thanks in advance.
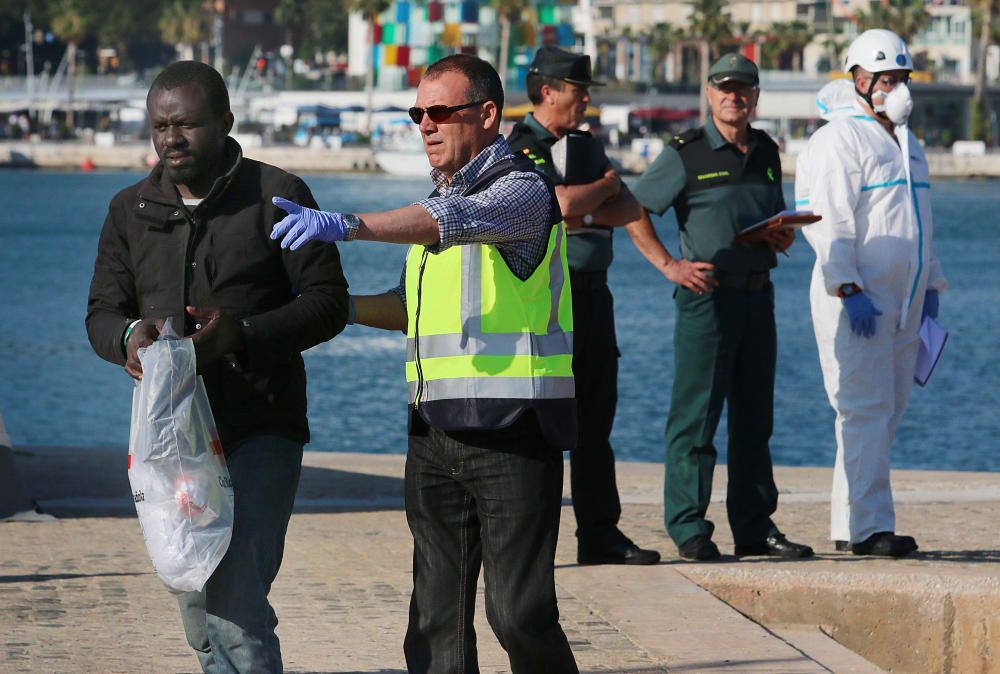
[212,1,225,73]
[23,12,35,119]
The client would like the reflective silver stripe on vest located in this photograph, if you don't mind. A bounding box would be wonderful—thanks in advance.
[461,242,482,327]
[547,223,565,334]
[408,376,575,402]
[408,224,567,360]
[406,331,573,360]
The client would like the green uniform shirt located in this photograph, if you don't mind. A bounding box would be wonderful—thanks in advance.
[631,116,785,274]
[507,113,614,273]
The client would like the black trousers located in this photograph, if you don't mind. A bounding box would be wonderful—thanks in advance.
[569,271,626,547]
[403,413,578,674]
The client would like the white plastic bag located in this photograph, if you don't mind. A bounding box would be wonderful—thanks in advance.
[127,319,234,593]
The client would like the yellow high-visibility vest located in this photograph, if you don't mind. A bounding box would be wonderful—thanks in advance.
[404,220,574,414]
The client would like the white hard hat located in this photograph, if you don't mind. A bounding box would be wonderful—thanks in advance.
[843,29,913,74]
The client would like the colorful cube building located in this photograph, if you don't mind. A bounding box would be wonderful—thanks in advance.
[348,0,579,90]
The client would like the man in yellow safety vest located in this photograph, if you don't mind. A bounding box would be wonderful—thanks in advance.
[270,54,579,673]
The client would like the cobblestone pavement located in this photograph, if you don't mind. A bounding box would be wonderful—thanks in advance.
[4,448,999,673]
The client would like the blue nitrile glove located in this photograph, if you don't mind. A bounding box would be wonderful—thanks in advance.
[843,292,882,338]
[923,289,939,320]
[271,196,347,250]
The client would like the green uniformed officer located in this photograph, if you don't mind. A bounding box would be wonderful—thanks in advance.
[507,47,660,566]
[627,53,813,561]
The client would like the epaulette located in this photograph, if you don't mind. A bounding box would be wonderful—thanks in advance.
[753,127,779,148]
[668,127,704,150]
[520,146,546,167]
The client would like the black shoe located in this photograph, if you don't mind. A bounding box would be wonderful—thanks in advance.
[578,538,661,565]
[677,534,721,561]
[834,540,851,552]
[850,532,918,557]
[734,533,814,559]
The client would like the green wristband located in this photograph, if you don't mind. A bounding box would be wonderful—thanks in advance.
[122,319,140,352]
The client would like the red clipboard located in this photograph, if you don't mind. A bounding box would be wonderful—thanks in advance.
[734,210,822,245]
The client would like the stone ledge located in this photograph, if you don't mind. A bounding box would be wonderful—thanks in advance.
[682,566,1000,673]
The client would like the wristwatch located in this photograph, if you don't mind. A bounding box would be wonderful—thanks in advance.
[342,213,361,241]
[838,283,862,298]
[582,214,594,226]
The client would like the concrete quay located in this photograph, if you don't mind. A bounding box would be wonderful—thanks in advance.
[4,446,1000,673]
[0,141,378,173]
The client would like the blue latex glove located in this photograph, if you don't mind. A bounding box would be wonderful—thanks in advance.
[271,197,347,250]
[923,289,939,320]
[843,292,882,338]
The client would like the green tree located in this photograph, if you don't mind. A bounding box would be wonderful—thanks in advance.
[276,0,307,47]
[299,0,349,59]
[275,0,310,87]
[94,0,162,72]
[687,0,732,61]
[648,22,681,83]
[352,0,390,136]
[0,1,52,41]
[686,0,732,121]
[491,0,530,87]
[819,28,850,73]
[49,0,100,129]
[158,0,207,62]
[764,21,810,71]
[855,0,929,43]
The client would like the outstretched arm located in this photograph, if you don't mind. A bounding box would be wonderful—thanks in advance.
[353,293,408,332]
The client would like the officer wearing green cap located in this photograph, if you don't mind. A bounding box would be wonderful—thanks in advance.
[627,53,812,561]
[507,47,661,566]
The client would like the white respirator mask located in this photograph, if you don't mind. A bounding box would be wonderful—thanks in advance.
[873,83,913,126]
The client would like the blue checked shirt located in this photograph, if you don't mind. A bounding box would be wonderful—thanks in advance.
[390,135,554,305]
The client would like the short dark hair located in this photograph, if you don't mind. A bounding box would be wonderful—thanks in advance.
[424,54,504,119]
[148,61,230,117]
[525,73,564,105]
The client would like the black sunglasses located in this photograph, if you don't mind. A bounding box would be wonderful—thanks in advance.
[408,100,486,124]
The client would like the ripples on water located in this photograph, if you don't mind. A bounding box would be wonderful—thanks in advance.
[1,170,997,471]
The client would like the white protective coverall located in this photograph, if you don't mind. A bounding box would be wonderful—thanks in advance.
[795,80,947,543]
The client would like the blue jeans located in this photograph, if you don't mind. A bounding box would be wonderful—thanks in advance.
[177,435,303,674]
[403,413,578,674]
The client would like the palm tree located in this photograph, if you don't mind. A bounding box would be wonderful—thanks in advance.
[158,0,206,62]
[687,0,732,61]
[648,22,681,83]
[352,0,390,138]
[686,0,732,122]
[49,0,98,130]
[89,0,160,73]
[820,28,850,73]
[275,0,307,54]
[855,0,929,43]
[275,0,310,87]
[492,0,530,87]
[299,0,350,60]
[764,21,810,71]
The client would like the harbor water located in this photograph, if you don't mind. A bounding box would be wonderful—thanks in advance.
[1,170,997,470]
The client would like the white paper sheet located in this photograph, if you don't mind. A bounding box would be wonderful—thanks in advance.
[915,316,948,386]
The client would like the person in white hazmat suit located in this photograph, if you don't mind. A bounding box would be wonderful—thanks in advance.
[795,29,947,557]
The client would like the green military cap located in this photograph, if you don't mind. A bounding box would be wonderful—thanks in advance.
[528,46,605,86]
[707,53,759,86]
